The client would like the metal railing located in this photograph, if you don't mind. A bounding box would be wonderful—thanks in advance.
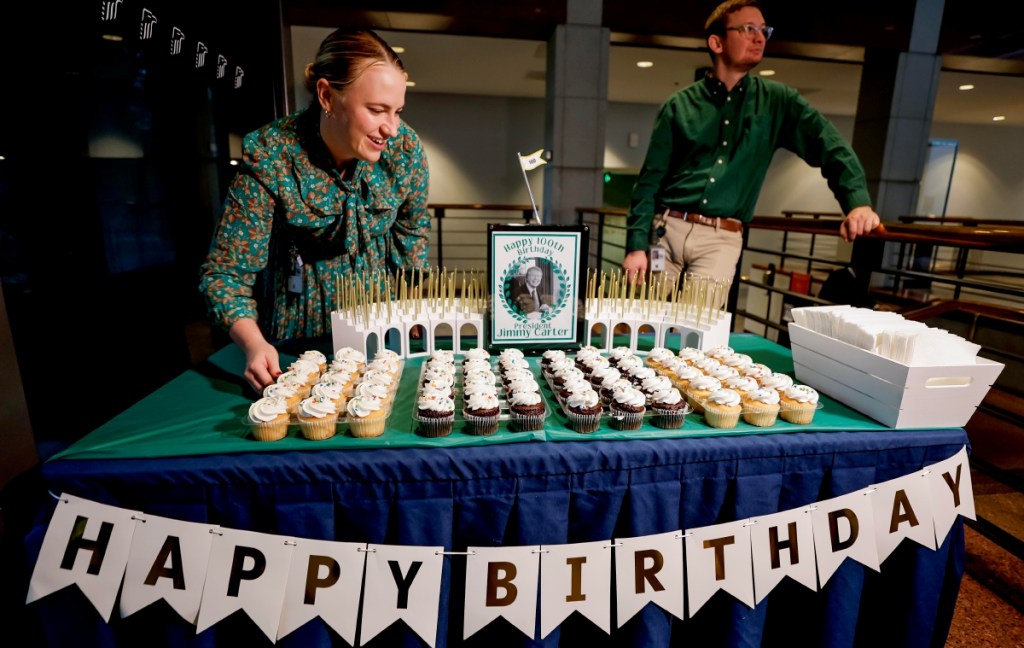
[428,203,535,271]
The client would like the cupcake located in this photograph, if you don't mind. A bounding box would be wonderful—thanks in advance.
[508,390,546,431]
[580,354,611,375]
[297,396,339,440]
[724,376,760,396]
[740,363,774,381]
[414,394,456,437]
[565,388,603,433]
[601,377,633,405]
[355,380,391,404]
[299,349,328,374]
[640,375,673,399]
[551,366,586,388]
[263,382,302,415]
[499,348,525,362]
[693,357,723,374]
[558,376,593,402]
[678,347,705,365]
[649,388,688,429]
[779,385,820,424]
[708,365,740,382]
[574,346,603,370]
[645,347,675,370]
[742,387,781,427]
[275,370,312,398]
[670,365,703,393]
[334,347,367,373]
[247,396,291,441]
[328,358,361,379]
[723,353,754,369]
[760,372,795,393]
[507,377,541,395]
[589,365,621,389]
[464,390,501,436]
[546,357,577,379]
[702,388,742,428]
[464,347,491,362]
[706,345,735,361]
[288,358,322,386]
[615,354,644,373]
[626,365,657,386]
[608,346,634,367]
[541,349,566,371]
[345,395,387,438]
[609,386,646,430]
[310,380,348,412]
[685,376,722,414]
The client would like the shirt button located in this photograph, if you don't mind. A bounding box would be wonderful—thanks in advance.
[727,97,731,102]
[717,159,723,164]
[702,199,708,204]
[724,119,730,125]
[710,178,716,183]
[722,141,728,146]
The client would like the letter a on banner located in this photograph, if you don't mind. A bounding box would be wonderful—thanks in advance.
[195,528,295,642]
[464,545,540,640]
[119,514,218,623]
[927,446,975,545]
[810,488,880,587]
[685,519,755,616]
[614,531,685,626]
[749,510,817,604]
[539,540,612,639]
[360,544,444,648]
[870,470,936,563]
[27,493,139,621]
[277,540,367,643]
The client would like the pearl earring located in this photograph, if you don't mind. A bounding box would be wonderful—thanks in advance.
[324,109,333,119]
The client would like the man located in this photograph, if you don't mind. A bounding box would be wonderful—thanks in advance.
[512,265,553,315]
[623,0,881,283]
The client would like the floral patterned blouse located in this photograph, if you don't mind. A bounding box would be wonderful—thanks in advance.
[199,105,430,340]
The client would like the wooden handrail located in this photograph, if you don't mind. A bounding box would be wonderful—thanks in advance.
[430,203,535,212]
[750,216,1024,251]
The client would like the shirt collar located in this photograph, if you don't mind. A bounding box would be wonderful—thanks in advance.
[702,71,751,97]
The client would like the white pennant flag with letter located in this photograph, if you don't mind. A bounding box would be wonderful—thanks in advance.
[927,446,975,545]
[518,149,547,171]
[277,540,367,643]
[360,544,444,648]
[119,513,218,623]
[195,528,295,642]
[464,545,540,640]
[614,531,685,626]
[811,488,880,587]
[749,509,818,604]
[27,493,139,621]
[871,470,937,563]
[539,540,612,639]
[685,519,755,616]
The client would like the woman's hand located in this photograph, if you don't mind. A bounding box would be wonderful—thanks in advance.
[229,319,281,393]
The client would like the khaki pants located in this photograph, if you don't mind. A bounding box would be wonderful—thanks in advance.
[654,215,743,283]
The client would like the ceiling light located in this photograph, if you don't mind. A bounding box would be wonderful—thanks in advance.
[958,84,974,91]
[759,69,776,76]
[392,46,406,54]
[992,115,1006,122]
[101,34,123,42]
[229,160,239,166]
[406,81,416,87]
[636,61,654,69]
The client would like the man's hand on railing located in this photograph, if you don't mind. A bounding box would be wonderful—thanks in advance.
[840,206,882,242]
[623,250,648,282]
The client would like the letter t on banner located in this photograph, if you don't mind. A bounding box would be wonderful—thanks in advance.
[464,545,540,640]
[27,493,139,621]
[685,519,755,616]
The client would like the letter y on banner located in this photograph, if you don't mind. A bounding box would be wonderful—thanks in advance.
[927,446,975,545]
[195,528,295,642]
[27,493,139,621]
[464,545,540,640]
[360,544,444,648]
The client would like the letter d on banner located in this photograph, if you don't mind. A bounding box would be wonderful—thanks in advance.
[27,493,139,621]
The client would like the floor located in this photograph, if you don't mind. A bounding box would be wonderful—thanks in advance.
[947,525,1024,646]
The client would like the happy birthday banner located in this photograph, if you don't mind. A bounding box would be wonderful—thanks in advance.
[27,447,974,645]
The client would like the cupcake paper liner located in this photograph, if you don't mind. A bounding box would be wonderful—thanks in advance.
[741,403,780,427]
[651,406,688,430]
[414,412,455,438]
[462,410,500,436]
[609,407,644,431]
[347,416,387,438]
[251,419,290,441]
[566,410,602,434]
[299,416,339,441]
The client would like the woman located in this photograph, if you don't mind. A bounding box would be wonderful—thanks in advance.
[200,29,430,392]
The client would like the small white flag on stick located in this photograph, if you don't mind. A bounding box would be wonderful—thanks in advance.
[517,149,546,224]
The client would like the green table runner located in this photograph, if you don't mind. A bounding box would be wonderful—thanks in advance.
[50,334,891,461]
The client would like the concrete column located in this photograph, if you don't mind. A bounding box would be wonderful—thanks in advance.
[851,0,945,220]
[542,0,609,225]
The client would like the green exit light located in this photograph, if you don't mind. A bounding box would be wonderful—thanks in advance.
[603,173,611,183]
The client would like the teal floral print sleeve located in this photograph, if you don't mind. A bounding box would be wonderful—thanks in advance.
[199,105,430,340]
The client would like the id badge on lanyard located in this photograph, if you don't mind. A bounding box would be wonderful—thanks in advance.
[287,248,303,294]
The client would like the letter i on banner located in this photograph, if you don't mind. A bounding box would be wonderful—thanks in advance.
[464,546,540,640]
[277,540,367,644]
[614,531,685,626]
[870,469,937,564]
[685,520,755,617]
[119,514,219,623]
[539,540,612,639]
[748,510,817,605]
[810,487,880,588]
[360,544,444,648]
[195,528,295,642]
[927,446,976,546]
[27,493,139,621]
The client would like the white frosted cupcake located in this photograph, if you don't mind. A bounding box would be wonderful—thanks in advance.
[464,347,491,362]
[263,382,302,415]
[299,349,328,373]
[297,396,339,440]
[464,390,501,436]
[724,376,760,396]
[709,365,740,382]
[779,385,820,424]
[742,387,781,427]
[702,388,742,429]
[646,347,675,370]
[609,386,646,430]
[508,390,546,431]
[649,388,688,429]
[414,393,456,437]
[288,358,322,386]
[723,353,754,368]
[678,347,705,365]
[334,347,367,373]
[760,372,795,393]
[685,376,722,414]
[345,395,387,438]
[310,380,348,412]
[565,388,603,433]
[248,396,291,441]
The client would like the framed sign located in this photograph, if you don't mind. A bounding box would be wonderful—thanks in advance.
[487,224,589,353]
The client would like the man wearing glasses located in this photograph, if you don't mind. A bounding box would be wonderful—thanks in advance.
[624,0,881,284]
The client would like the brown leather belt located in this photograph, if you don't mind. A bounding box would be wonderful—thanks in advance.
[663,209,743,233]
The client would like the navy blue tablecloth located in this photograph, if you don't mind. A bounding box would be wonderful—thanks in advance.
[23,428,968,647]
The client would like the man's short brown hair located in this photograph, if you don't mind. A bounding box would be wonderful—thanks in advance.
[704,0,762,38]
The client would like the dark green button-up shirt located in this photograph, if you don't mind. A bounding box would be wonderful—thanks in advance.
[626,74,872,253]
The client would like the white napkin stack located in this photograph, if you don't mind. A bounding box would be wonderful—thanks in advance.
[791,306,980,366]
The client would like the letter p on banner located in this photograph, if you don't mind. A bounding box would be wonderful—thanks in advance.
[27,493,139,621]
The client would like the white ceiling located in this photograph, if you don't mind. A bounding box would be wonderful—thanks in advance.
[291,27,1024,126]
